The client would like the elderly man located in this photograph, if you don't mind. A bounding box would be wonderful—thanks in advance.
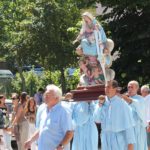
[141,85,150,150]
[94,80,135,150]
[141,85,150,97]
[123,81,148,150]
[25,84,74,150]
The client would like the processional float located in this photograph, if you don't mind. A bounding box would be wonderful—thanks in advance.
[71,12,120,101]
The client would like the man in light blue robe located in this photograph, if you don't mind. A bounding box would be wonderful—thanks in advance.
[94,80,135,150]
[141,85,150,150]
[71,101,98,150]
[125,80,148,150]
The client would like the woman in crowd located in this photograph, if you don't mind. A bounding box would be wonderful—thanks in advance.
[11,93,20,124]
[25,96,37,150]
[11,92,29,150]
[0,94,12,150]
[0,95,9,127]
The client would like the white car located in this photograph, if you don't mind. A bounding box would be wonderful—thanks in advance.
[0,69,14,96]
[0,69,14,78]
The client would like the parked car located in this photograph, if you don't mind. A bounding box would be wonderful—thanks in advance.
[22,65,44,76]
[0,69,14,95]
[0,69,14,79]
[33,67,44,76]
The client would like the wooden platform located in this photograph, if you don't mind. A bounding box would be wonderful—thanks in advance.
[71,84,105,101]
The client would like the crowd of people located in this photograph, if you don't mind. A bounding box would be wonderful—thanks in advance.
[0,80,149,150]
[0,91,38,150]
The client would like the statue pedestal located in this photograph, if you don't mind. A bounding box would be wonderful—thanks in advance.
[71,84,105,101]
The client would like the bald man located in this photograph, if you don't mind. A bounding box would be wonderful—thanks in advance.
[141,85,150,97]
[141,85,150,150]
[123,81,148,150]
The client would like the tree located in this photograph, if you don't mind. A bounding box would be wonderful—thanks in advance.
[0,0,36,91]
[29,0,80,92]
[0,0,81,92]
[99,0,150,87]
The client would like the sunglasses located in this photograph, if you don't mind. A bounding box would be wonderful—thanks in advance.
[127,86,133,89]
[11,97,17,100]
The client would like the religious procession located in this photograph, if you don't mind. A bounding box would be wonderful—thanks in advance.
[0,1,150,150]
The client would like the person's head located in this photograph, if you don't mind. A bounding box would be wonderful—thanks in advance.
[44,84,62,108]
[76,45,83,56]
[20,92,28,104]
[82,12,94,24]
[127,80,139,96]
[103,48,110,55]
[93,65,101,74]
[79,57,88,65]
[38,88,44,94]
[105,80,119,98]
[65,92,73,101]
[79,57,88,73]
[26,97,36,112]
[29,97,36,107]
[0,94,5,105]
[11,93,19,106]
[141,85,150,97]
[79,59,87,69]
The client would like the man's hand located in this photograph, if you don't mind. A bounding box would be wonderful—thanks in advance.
[3,127,11,132]
[118,94,132,104]
[24,139,32,149]
[98,95,105,106]
[128,144,134,150]
[55,144,64,150]
[147,126,150,132]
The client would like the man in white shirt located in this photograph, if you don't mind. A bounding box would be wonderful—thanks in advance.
[25,84,74,150]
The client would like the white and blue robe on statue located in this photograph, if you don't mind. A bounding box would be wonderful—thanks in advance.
[81,26,107,57]
[130,94,148,150]
[72,101,98,150]
[94,95,136,150]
